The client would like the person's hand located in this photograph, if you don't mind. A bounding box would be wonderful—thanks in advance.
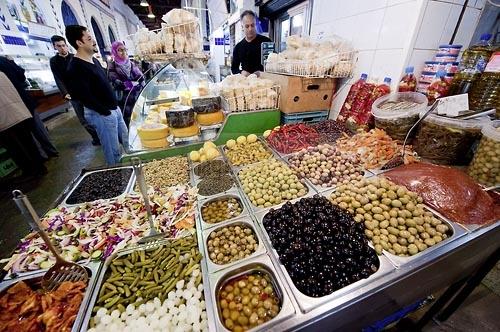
[64,94,71,100]
[241,70,251,77]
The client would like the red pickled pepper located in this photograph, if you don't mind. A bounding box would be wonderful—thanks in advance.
[348,79,376,125]
[338,73,368,122]
[266,124,320,154]
[361,77,392,125]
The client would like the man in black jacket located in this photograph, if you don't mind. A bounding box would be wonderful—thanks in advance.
[65,25,129,165]
[50,35,99,145]
[231,10,271,76]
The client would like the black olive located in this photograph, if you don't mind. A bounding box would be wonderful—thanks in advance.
[264,196,380,297]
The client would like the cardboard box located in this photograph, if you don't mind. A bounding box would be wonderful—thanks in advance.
[261,72,336,114]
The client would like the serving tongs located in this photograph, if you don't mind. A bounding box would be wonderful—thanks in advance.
[131,157,165,243]
[12,190,89,291]
[381,100,439,170]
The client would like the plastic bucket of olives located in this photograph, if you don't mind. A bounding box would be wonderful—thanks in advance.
[468,120,500,187]
[414,114,489,165]
[372,92,428,141]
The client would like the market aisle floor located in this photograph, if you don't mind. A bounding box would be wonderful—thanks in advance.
[0,112,498,331]
[0,111,105,259]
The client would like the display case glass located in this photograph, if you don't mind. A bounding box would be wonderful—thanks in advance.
[128,63,223,152]
[13,55,58,93]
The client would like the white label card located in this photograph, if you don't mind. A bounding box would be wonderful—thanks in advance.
[436,94,469,116]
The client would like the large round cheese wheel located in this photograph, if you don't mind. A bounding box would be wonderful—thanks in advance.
[141,137,169,149]
[197,111,224,126]
[170,123,200,138]
[137,123,169,140]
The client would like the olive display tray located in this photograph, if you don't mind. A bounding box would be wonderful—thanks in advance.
[221,137,280,173]
[233,159,315,215]
[79,238,211,331]
[198,192,249,230]
[201,218,268,274]
[254,211,396,313]
[260,135,302,159]
[380,206,467,268]
[62,166,135,207]
[0,261,102,332]
[319,188,468,269]
[208,254,296,332]
[280,152,376,194]
[188,147,227,184]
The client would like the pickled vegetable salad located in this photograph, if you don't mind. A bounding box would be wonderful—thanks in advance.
[4,186,197,273]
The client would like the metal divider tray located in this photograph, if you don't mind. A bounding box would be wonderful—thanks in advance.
[231,158,315,215]
[279,151,376,194]
[208,254,296,332]
[381,206,467,268]
[79,237,211,331]
[61,166,135,207]
[259,135,298,159]
[254,210,396,313]
[0,261,102,332]
[201,218,267,274]
[198,192,249,230]
[318,187,468,269]
[221,137,280,173]
[188,148,229,185]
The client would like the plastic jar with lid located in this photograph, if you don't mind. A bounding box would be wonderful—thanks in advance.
[468,121,500,187]
[372,92,428,140]
[414,114,489,165]
[438,44,462,56]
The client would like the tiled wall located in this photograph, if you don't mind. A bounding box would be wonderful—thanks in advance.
[309,0,486,118]
[409,0,486,78]
[310,0,426,118]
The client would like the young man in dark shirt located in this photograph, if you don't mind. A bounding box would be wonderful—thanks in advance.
[65,25,129,165]
[49,35,100,145]
[231,10,272,76]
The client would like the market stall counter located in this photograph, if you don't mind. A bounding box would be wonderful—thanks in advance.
[2,119,498,332]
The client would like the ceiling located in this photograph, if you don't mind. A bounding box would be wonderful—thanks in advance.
[124,0,181,30]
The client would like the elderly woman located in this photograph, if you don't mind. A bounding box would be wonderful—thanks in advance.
[107,41,144,127]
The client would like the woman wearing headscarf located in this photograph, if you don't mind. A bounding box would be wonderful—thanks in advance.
[107,41,144,127]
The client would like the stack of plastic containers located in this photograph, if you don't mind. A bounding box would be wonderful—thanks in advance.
[417,44,462,95]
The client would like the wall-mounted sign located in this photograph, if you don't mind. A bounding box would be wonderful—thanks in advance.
[0,0,31,54]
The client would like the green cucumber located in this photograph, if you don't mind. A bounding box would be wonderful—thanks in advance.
[91,250,103,259]
[40,260,52,269]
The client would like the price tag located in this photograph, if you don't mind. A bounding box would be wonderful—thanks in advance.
[436,94,469,116]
